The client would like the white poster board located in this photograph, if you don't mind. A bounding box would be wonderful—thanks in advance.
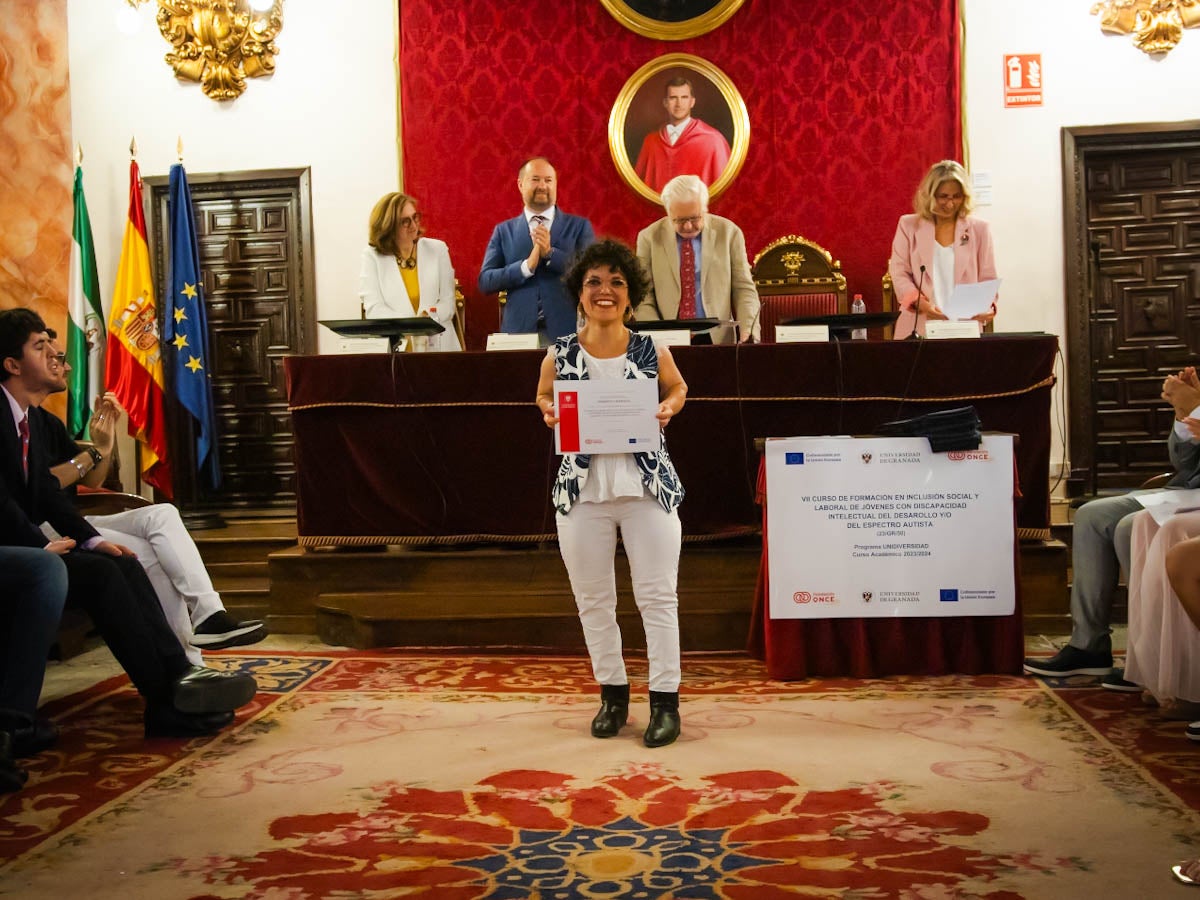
[766,435,1015,619]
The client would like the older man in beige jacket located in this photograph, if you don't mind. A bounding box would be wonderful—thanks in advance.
[635,174,759,344]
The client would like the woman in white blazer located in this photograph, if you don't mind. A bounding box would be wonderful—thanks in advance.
[359,192,462,352]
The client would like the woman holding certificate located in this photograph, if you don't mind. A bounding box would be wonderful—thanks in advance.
[889,160,998,339]
[535,239,688,747]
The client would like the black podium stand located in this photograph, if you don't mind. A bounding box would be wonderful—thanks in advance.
[320,317,445,352]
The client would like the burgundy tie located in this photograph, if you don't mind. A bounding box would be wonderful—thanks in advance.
[679,239,696,319]
[18,414,29,479]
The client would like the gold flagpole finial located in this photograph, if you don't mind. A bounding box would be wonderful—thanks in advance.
[176,135,184,163]
[130,136,138,159]
[76,144,83,167]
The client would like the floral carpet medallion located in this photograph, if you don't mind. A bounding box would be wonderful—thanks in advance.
[1,653,1197,899]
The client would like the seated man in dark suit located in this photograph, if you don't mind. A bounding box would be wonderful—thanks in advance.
[478,157,596,342]
[0,543,68,776]
[0,308,257,742]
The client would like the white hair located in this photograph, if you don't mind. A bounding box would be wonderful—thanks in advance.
[660,174,708,214]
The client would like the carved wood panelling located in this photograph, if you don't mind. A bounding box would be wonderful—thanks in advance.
[1065,129,1200,494]
[146,169,315,512]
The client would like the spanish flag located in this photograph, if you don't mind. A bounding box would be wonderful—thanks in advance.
[105,159,171,496]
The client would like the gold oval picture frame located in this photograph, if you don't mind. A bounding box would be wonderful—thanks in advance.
[599,0,746,41]
[609,53,750,204]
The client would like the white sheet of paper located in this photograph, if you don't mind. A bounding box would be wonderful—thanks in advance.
[486,332,540,350]
[554,379,661,455]
[925,320,981,340]
[942,278,1001,320]
[775,324,829,343]
[1135,488,1200,525]
[640,330,691,348]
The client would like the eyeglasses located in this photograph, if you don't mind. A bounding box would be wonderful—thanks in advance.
[671,215,703,228]
[47,352,67,366]
[583,277,628,291]
[398,212,423,229]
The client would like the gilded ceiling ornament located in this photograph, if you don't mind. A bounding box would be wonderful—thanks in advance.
[155,0,284,101]
[1091,0,1200,56]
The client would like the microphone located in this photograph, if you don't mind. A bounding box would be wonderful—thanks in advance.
[740,295,764,344]
[905,265,926,341]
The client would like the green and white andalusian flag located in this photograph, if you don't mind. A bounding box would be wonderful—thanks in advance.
[67,165,105,439]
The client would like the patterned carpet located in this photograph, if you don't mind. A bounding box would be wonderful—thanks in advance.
[0,651,1197,898]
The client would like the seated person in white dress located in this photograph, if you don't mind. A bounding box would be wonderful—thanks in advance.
[358,191,462,352]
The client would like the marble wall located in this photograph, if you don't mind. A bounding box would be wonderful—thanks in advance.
[0,0,72,338]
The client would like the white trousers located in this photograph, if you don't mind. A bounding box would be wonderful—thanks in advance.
[86,504,223,667]
[556,495,681,692]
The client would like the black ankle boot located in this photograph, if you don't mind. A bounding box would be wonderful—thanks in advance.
[644,690,680,747]
[591,684,630,738]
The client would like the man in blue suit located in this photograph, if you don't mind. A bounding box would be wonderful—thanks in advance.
[479,157,596,342]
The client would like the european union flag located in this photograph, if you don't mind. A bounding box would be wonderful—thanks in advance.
[164,164,221,489]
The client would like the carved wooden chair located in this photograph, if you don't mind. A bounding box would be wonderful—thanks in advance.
[453,279,466,348]
[752,235,848,343]
[881,272,896,341]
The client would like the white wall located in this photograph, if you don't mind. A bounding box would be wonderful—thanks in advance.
[67,0,401,354]
[961,0,1200,477]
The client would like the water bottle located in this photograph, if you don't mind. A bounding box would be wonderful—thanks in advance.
[850,293,866,340]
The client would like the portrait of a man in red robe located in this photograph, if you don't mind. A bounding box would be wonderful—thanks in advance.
[633,75,733,195]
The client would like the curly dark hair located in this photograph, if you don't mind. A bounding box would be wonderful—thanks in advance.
[563,238,650,310]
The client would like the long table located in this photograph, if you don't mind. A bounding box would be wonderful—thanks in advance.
[285,336,1057,546]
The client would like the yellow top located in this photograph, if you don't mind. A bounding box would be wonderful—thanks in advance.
[400,263,420,314]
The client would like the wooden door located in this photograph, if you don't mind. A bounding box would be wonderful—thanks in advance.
[146,168,316,511]
[1063,123,1200,495]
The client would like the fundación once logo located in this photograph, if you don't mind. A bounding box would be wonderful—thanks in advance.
[946,450,990,461]
[793,591,836,605]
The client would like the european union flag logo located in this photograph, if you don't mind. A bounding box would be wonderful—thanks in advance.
[940,589,959,602]
[164,164,221,490]
[785,452,805,465]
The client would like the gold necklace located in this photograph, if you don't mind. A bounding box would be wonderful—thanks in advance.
[396,247,416,269]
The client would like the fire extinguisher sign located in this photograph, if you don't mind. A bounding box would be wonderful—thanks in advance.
[1003,54,1043,107]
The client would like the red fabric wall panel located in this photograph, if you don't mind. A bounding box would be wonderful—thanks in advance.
[400,0,960,348]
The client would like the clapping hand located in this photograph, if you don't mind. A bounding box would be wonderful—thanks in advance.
[1163,369,1200,420]
[89,392,123,455]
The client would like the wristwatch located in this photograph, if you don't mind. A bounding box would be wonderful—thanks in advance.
[85,446,103,467]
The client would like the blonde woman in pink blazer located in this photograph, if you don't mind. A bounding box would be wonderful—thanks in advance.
[888,160,998,339]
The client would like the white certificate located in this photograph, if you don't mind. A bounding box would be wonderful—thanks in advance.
[554,379,661,455]
[943,278,1001,320]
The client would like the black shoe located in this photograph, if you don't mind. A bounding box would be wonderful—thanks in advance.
[0,733,28,794]
[172,665,257,715]
[9,717,59,759]
[644,690,680,748]
[1100,669,1142,692]
[191,611,269,650]
[145,705,235,739]
[1023,645,1113,677]
[591,684,630,738]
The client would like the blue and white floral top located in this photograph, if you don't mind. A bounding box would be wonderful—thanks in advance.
[551,331,685,516]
